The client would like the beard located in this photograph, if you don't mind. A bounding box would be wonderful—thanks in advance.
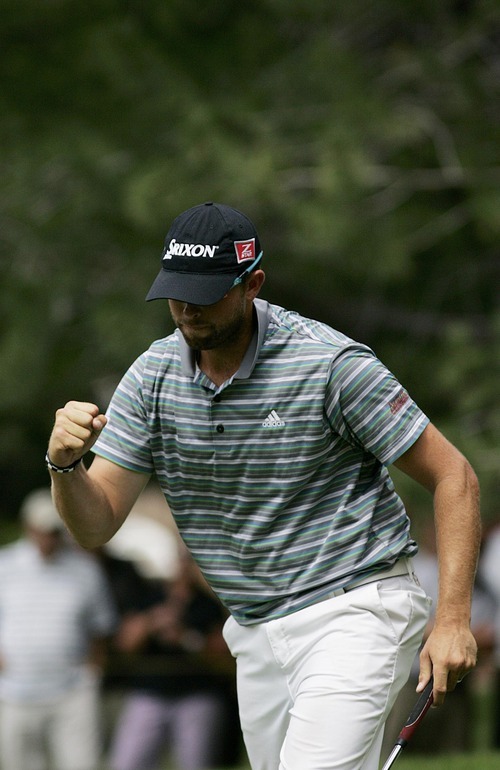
[173,305,248,351]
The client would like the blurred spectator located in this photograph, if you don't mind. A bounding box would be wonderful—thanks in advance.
[382,519,495,756]
[92,544,161,754]
[95,545,152,620]
[107,545,236,770]
[0,488,117,770]
[478,522,500,748]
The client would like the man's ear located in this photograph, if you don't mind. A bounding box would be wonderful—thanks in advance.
[246,269,266,299]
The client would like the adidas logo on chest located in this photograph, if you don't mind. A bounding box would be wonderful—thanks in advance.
[262,410,285,428]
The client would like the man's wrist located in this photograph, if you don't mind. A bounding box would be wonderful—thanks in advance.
[45,452,83,474]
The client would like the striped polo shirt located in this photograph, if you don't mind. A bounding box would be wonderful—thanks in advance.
[94,299,429,625]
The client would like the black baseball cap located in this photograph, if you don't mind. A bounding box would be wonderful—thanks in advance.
[146,202,263,306]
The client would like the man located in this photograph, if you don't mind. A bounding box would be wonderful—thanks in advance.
[47,202,480,770]
[0,488,117,770]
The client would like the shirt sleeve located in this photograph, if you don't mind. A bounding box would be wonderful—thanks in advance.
[325,345,429,465]
[93,353,154,473]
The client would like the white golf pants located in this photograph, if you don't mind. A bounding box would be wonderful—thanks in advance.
[223,572,430,770]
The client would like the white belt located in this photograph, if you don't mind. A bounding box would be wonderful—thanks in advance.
[326,557,415,599]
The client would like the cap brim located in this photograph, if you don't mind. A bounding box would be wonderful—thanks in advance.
[146,269,238,306]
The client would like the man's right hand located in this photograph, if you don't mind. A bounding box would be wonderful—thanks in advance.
[47,401,107,468]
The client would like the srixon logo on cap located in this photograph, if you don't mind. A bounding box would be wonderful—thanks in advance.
[163,239,220,260]
[234,238,256,264]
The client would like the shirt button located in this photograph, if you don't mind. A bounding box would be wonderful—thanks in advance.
[216,424,224,433]
[213,394,222,402]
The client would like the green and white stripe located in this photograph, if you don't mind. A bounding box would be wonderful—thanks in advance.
[94,299,428,624]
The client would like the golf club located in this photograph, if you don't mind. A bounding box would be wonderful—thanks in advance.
[381,677,434,770]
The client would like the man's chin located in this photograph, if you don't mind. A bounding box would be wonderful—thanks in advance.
[179,328,215,350]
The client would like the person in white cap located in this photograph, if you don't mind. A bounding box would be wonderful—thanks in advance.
[46,202,480,770]
[0,488,117,770]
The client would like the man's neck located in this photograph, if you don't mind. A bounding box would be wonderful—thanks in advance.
[198,319,255,388]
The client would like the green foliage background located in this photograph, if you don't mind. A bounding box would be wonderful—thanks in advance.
[1,1,499,520]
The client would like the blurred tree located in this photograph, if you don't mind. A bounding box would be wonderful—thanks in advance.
[0,0,498,517]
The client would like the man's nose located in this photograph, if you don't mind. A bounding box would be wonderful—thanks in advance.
[182,302,202,317]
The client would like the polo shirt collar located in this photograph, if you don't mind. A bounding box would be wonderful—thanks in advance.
[178,298,271,380]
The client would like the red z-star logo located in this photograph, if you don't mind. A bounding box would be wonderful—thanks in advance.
[234,238,255,263]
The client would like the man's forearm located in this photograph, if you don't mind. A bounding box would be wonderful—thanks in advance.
[394,425,481,702]
[433,465,481,627]
[49,461,122,548]
[416,461,480,703]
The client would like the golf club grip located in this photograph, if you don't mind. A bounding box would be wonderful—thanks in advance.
[397,677,434,747]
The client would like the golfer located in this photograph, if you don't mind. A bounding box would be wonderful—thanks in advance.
[47,202,480,770]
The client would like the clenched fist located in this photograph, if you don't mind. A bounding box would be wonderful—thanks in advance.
[47,401,107,468]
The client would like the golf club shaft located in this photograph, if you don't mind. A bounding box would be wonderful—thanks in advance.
[380,677,434,770]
